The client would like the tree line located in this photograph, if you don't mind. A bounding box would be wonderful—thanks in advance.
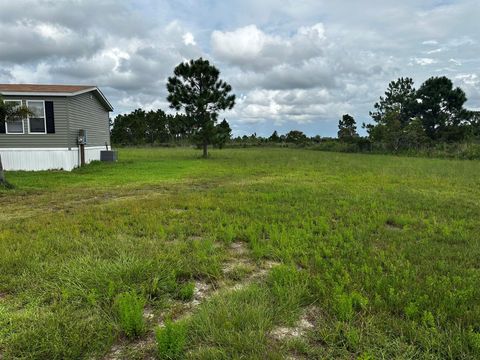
[228,76,480,153]
[111,109,232,149]
[110,58,479,157]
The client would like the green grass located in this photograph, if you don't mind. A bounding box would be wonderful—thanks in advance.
[1,147,479,359]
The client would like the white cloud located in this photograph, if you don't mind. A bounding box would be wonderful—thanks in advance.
[411,57,437,66]
[0,20,103,64]
[456,73,479,87]
[34,23,71,40]
[426,48,443,54]
[8,63,52,83]
[212,25,271,64]
[298,23,326,40]
[182,32,196,46]
[449,58,462,66]
[211,23,327,71]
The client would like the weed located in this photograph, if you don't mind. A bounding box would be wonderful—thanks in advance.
[351,291,369,311]
[404,302,419,320]
[357,351,375,360]
[114,291,145,338]
[467,328,480,355]
[156,320,187,360]
[176,282,195,302]
[421,310,436,328]
[334,292,354,321]
[345,326,361,350]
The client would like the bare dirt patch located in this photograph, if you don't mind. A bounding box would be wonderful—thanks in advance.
[270,306,318,341]
[104,337,156,360]
[171,208,188,214]
[143,307,155,321]
[191,281,212,307]
[385,219,403,230]
[187,235,204,242]
[229,241,249,256]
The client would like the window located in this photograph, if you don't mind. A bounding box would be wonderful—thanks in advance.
[4,100,24,134]
[27,100,46,134]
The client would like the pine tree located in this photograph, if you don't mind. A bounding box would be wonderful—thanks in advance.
[337,114,358,142]
[167,58,235,157]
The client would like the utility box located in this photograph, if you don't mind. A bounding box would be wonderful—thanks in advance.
[78,129,88,145]
[100,150,117,162]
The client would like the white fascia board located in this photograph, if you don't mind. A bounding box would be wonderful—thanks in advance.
[0,88,96,97]
[92,88,114,111]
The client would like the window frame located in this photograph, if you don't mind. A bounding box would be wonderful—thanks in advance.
[4,99,25,135]
[26,100,47,134]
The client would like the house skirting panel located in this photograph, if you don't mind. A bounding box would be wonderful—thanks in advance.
[0,146,106,171]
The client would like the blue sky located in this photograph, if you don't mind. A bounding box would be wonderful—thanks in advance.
[0,0,479,137]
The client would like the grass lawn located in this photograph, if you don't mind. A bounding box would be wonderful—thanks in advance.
[1,148,479,359]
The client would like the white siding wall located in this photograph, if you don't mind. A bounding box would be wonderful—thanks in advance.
[0,146,105,171]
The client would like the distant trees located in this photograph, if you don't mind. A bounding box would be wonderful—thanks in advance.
[213,119,232,149]
[111,109,194,145]
[471,112,480,138]
[337,114,358,142]
[229,130,329,147]
[365,76,477,151]
[167,58,235,157]
[111,109,147,145]
[268,130,280,142]
[369,77,417,127]
[416,76,470,141]
[285,130,308,144]
[111,108,234,147]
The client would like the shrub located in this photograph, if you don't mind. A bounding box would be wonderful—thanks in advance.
[467,328,480,355]
[351,291,369,311]
[176,282,195,301]
[404,302,419,320]
[345,326,361,350]
[421,310,436,328]
[114,291,145,338]
[156,320,187,360]
[357,352,375,360]
[332,290,369,322]
[334,292,354,321]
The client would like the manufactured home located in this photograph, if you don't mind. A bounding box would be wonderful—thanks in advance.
[0,84,113,171]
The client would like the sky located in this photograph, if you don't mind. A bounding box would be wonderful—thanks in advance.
[0,0,479,137]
